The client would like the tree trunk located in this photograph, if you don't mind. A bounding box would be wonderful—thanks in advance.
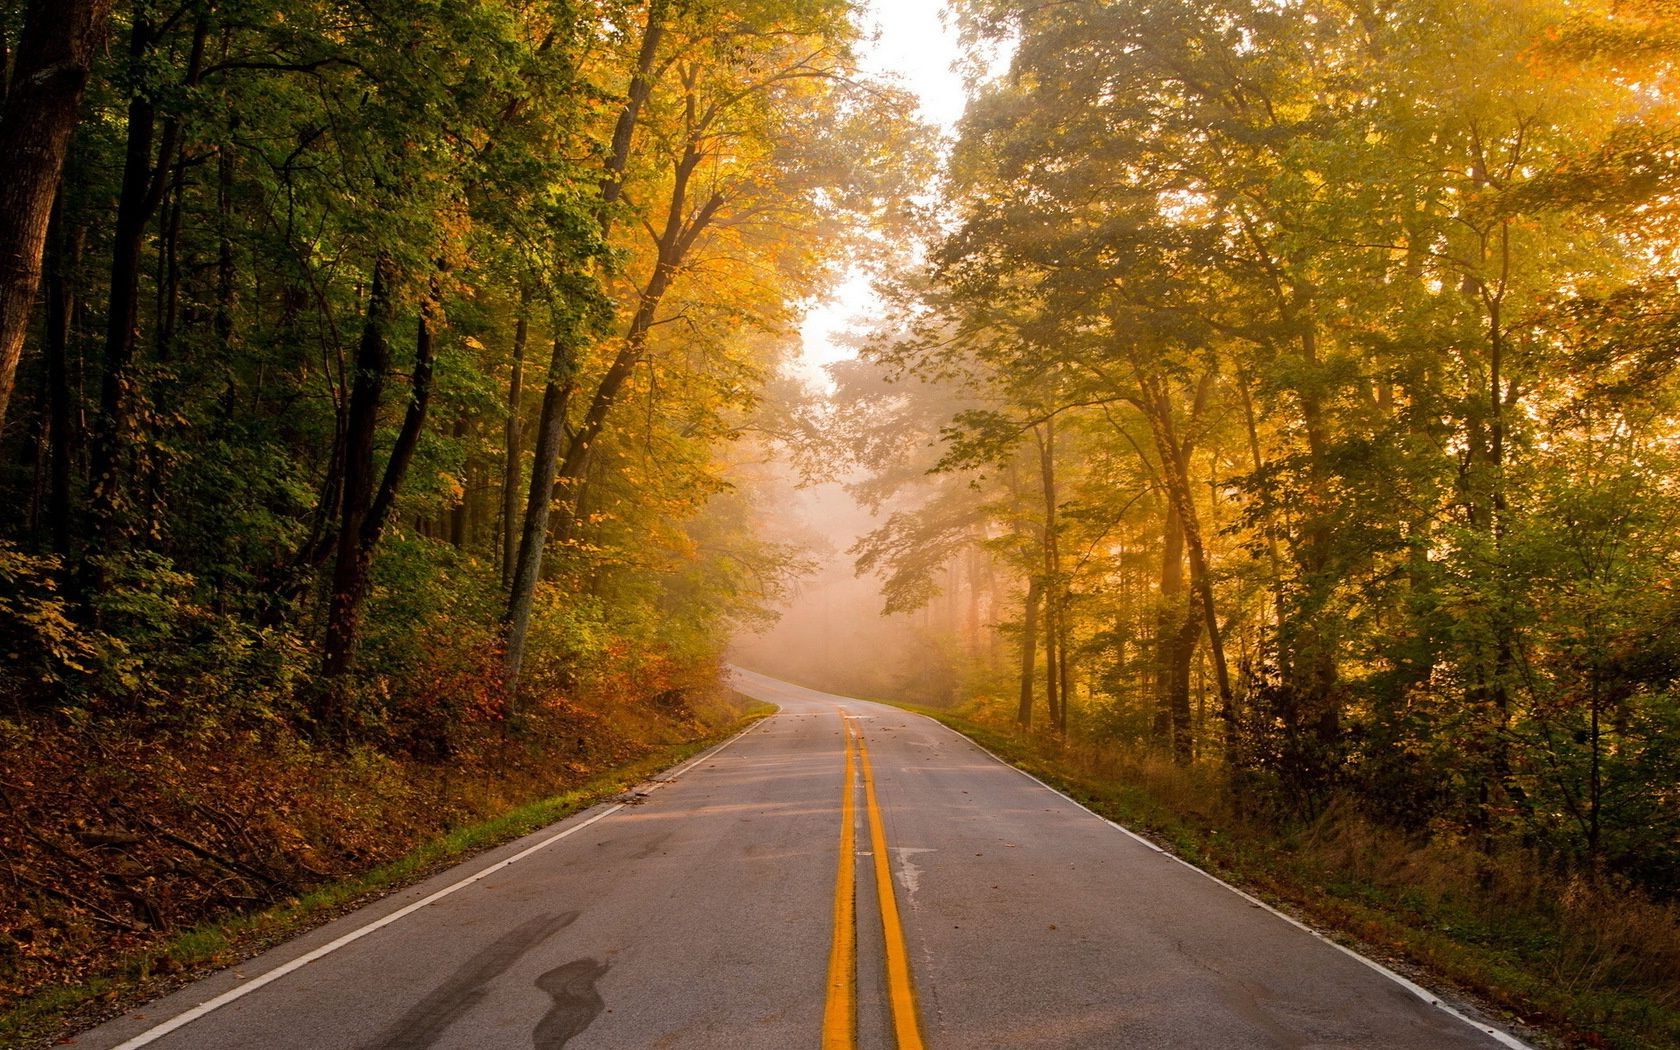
[214,104,237,346]
[44,197,81,556]
[90,12,207,522]
[449,416,469,548]
[503,331,578,693]
[598,0,667,230]
[1238,373,1285,631]
[1153,498,1197,763]
[1017,575,1041,727]
[320,263,440,730]
[319,262,395,694]
[155,154,185,359]
[1036,419,1063,730]
[552,163,724,531]
[1055,610,1073,733]
[501,2,672,693]
[1476,218,1530,826]
[0,0,110,430]
[500,284,531,588]
[1135,371,1234,741]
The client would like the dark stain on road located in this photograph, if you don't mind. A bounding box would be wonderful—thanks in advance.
[363,910,579,1049]
[533,957,609,1047]
[630,831,671,860]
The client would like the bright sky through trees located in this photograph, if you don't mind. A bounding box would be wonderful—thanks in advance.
[798,0,965,384]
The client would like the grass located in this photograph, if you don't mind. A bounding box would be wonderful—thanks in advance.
[0,709,770,1050]
[896,702,1680,1050]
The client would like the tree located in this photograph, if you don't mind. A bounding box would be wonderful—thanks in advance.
[0,0,112,429]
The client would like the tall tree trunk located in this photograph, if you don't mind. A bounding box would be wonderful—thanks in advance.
[155,155,185,359]
[1134,371,1234,740]
[319,265,441,731]
[1238,373,1284,632]
[44,197,81,556]
[1239,221,1343,753]
[90,11,207,523]
[1289,327,1342,751]
[552,164,724,532]
[1043,595,1061,729]
[1036,419,1062,731]
[502,0,670,693]
[598,0,667,230]
[0,0,110,430]
[214,105,237,346]
[500,284,530,587]
[1017,575,1041,727]
[1475,217,1530,825]
[964,542,984,658]
[319,261,396,711]
[1153,498,1197,763]
[449,416,469,548]
[1055,613,1072,733]
[503,330,578,693]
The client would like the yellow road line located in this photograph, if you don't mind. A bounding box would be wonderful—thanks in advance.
[856,726,927,1050]
[822,715,858,1049]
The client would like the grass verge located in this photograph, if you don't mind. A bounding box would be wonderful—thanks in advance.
[895,702,1680,1050]
[0,709,771,1050]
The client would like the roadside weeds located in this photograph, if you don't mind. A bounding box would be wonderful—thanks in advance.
[0,706,772,1050]
[894,702,1680,1050]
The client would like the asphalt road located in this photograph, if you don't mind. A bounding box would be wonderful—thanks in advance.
[77,669,1524,1050]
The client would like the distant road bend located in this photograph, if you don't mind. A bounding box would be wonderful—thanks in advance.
[80,669,1526,1049]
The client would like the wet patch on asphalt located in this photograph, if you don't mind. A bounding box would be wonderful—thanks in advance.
[363,910,580,1049]
[533,957,609,1047]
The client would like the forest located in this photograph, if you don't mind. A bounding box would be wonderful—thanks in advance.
[787,0,1680,1038]
[0,0,924,1033]
[822,0,1680,889]
[3,0,1680,1044]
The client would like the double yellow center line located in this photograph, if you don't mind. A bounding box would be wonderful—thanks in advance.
[824,713,925,1050]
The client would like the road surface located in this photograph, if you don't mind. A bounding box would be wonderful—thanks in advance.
[77,669,1522,1049]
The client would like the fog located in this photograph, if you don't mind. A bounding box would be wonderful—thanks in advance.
[728,476,974,706]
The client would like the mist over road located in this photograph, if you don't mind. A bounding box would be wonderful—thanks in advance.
[79,670,1520,1050]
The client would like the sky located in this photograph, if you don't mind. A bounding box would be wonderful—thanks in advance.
[795,0,968,383]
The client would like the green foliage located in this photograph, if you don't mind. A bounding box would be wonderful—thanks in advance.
[0,546,92,699]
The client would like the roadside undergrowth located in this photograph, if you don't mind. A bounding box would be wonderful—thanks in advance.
[0,679,764,1049]
[902,702,1680,1050]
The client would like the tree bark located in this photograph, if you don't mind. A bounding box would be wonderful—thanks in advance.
[503,330,578,692]
[90,11,208,522]
[320,263,441,730]
[1135,371,1234,738]
[552,158,724,535]
[598,0,668,230]
[155,154,186,359]
[0,0,111,430]
[214,101,237,346]
[44,197,81,556]
[319,261,396,698]
[1036,419,1063,731]
[448,415,470,548]
[1153,498,1198,762]
[1017,575,1041,727]
[500,284,531,588]
[501,0,670,693]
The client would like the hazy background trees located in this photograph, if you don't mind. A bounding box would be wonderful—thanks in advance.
[742,0,1680,896]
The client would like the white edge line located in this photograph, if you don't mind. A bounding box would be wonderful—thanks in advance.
[911,712,1532,1050]
[110,716,772,1050]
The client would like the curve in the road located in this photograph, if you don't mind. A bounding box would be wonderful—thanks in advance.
[75,670,1531,1050]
